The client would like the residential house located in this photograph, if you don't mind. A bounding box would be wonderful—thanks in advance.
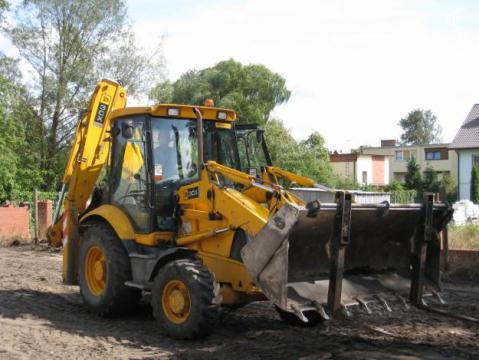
[329,152,389,185]
[361,140,457,183]
[449,104,479,200]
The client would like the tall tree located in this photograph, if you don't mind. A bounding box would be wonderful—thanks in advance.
[423,166,440,193]
[150,59,291,124]
[471,165,479,203]
[5,0,164,190]
[264,120,334,186]
[440,173,456,202]
[0,54,43,201]
[404,156,422,191]
[399,109,442,145]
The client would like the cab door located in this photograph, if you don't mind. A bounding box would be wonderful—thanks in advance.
[109,116,151,233]
[235,124,272,178]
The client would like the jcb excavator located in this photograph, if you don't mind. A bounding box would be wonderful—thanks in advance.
[48,79,452,339]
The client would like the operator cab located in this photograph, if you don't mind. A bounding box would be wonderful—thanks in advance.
[235,124,271,179]
[107,105,238,233]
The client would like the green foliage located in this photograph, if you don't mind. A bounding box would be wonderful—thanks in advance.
[334,178,361,190]
[404,156,422,191]
[423,166,440,193]
[440,174,457,203]
[399,109,442,145]
[390,189,417,204]
[149,80,174,103]
[471,165,479,203]
[384,180,416,203]
[0,54,44,201]
[150,59,291,124]
[384,180,404,192]
[264,119,335,186]
[3,0,164,191]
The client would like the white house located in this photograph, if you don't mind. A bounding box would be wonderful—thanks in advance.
[329,152,389,186]
[449,104,479,200]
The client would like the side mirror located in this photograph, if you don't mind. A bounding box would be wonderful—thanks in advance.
[122,120,134,139]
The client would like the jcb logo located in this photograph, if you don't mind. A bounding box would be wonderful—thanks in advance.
[94,102,109,125]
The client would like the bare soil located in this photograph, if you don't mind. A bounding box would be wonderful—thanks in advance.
[0,245,478,360]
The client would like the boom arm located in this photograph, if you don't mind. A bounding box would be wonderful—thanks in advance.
[265,166,331,191]
[48,80,126,282]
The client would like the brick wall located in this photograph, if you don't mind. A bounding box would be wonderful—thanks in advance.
[372,155,385,185]
[0,206,30,239]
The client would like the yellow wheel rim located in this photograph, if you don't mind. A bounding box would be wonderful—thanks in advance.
[85,246,106,296]
[162,280,191,324]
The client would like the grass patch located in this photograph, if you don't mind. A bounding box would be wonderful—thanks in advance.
[448,224,479,250]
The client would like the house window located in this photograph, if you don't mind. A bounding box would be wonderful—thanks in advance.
[473,155,479,167]
[395,150,413,161]
[362,171,367,184]
[426,150,441,160]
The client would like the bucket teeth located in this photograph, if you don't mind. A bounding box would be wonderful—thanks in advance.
[396,295,410,310]
[341,305,352,318]
[376,295,392,312]
[291,303,309,323]
[356,297,372,314]
[431,290,446,305]
[313,301,330,321]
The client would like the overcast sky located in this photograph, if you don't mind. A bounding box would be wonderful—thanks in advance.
[2,1,479,151]
[126,0,479,151]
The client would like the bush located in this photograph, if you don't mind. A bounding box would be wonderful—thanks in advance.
[405,157,422,191]
[390,189,417,203]
[440,174,457,203]
[384,180,404,192]
[471,165,479,203]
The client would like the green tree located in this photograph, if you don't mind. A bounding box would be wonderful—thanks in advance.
[404,156,422,191]
[0,54,43,201]
[440,173,457,203]
[471,165,479,203]
[384,180,404,192]
[399,109,442,145]
[264,120,335,186]
[0,0,7,20]
[150,59,291,124]
[423,166,440,193]
[5,0,164,190]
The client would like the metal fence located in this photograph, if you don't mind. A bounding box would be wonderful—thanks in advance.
[290,188,391,204]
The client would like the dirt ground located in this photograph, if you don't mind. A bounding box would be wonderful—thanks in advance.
[0,245,478,360]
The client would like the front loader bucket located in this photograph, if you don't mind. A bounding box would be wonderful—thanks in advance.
[241,192,453,322]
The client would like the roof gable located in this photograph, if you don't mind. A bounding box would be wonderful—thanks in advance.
[450,104,479,149]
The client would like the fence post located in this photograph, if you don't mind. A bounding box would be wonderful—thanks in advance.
[34,189,38,244]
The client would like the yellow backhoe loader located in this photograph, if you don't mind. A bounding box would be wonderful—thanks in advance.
[48,79,453,339]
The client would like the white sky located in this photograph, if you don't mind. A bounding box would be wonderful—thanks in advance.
[3,0,479,151]
[126,0,479,151]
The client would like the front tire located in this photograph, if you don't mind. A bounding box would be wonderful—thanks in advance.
[78,222,141,317]
[151,258,220,339]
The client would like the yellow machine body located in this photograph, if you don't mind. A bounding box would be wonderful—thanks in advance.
[48,79,452,323]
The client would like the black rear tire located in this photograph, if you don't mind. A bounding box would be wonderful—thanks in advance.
[151,258,220,339]
[78,222,141,317]
[275,306,322,327]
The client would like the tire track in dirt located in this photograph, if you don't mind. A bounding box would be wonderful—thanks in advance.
[0,245,478,359]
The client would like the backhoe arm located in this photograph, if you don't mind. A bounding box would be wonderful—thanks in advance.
[47,79,126,283]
